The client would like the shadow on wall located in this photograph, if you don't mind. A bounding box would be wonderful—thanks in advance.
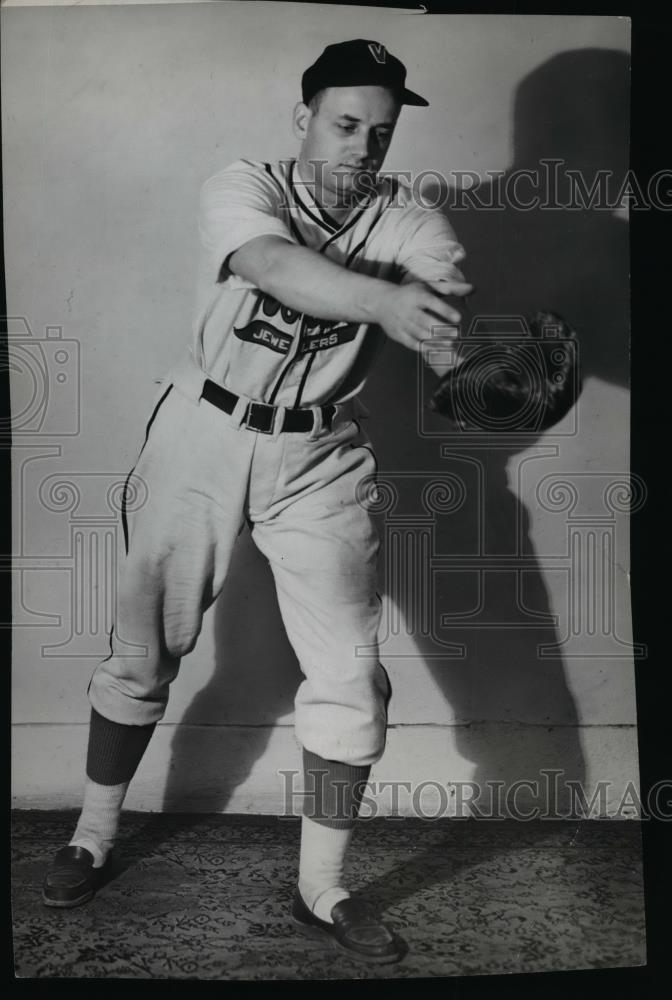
[438,47,631,389]
[158,48,629,817]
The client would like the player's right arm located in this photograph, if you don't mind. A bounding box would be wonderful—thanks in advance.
[229,236,470,352]
[199,161,471,354]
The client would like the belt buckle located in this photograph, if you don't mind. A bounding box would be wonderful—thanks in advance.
[245,401,276,434]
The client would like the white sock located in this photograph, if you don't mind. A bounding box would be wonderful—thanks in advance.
[298,815,353,923]
[69,778,129,868]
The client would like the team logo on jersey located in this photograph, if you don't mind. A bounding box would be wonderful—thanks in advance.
[368,43,387,64]
[234,292,359,354]
[234,321,293,353]
[300,324,359,353]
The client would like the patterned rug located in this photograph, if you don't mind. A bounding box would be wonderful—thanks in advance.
[12,812,646,980]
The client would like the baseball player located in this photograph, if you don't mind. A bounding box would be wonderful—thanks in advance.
[42,39,472,964]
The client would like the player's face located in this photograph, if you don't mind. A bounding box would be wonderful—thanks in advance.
[294,86,401,208]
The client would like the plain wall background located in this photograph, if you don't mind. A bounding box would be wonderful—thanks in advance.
[5,4,637,815]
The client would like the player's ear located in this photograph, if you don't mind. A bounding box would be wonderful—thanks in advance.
[293,102,312,140]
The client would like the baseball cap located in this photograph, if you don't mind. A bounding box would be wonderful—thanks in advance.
[302,39,429,107]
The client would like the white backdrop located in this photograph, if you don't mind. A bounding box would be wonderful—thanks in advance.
[5,4,637,816]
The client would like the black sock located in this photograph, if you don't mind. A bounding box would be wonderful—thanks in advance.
[302,748,371,830]
[86,708,156,785]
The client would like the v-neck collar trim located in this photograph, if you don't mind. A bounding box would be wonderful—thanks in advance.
[289,159,377,240]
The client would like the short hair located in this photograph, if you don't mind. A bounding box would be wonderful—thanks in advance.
[308,89,326,114]
[307,86,401,116]
[430,310,581,433]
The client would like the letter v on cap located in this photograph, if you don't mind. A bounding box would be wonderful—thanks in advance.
[368,42,387,64]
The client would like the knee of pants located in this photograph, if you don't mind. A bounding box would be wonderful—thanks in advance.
[87,649,179,727]
[94,542,219,725]
[293,661,390,766]
[296,710,388,767]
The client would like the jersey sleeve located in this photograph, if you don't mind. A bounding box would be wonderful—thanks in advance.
[198,159,295,280]
[395,207,467,285]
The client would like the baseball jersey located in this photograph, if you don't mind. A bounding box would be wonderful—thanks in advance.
[194,158,466,408]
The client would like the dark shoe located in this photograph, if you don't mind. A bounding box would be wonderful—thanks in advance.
[42,845,107,908]
[291,889,404,964]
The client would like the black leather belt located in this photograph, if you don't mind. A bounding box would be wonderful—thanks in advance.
[200,379,336,434]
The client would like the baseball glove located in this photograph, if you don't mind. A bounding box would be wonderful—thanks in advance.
[429,310,581,432]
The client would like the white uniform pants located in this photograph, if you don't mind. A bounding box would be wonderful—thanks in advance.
[87,352,390,766]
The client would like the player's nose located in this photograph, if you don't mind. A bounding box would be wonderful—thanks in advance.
[348,131,377,165]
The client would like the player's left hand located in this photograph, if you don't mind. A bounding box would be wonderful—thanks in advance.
[421,280,473,375]
[375,278,473,354]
